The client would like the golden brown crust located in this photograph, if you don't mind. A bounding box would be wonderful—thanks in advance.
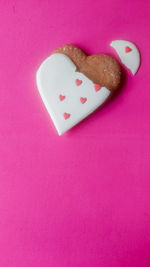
[54,44,121,92]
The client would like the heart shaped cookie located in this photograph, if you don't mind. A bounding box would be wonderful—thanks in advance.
[36,44,121,135]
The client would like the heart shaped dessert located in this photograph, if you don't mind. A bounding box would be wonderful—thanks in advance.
[37,44,122,135]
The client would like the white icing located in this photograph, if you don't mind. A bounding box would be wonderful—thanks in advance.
[110,40,140,75]
[36,53,110,135]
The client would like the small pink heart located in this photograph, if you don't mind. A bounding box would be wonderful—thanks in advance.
[59,94,66,101]
[125,46,132,53]
[94,84,102,92]
[75,79,82,86]
[80,97,87,104]
[64,112,70,120]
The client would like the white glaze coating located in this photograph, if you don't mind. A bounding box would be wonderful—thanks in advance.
[110,40,140,75]
[36,53,110,135]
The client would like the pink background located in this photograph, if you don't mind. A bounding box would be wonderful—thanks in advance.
[0,0,150,266]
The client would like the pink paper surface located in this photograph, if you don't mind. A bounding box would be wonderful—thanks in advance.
[0,1,150,266]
